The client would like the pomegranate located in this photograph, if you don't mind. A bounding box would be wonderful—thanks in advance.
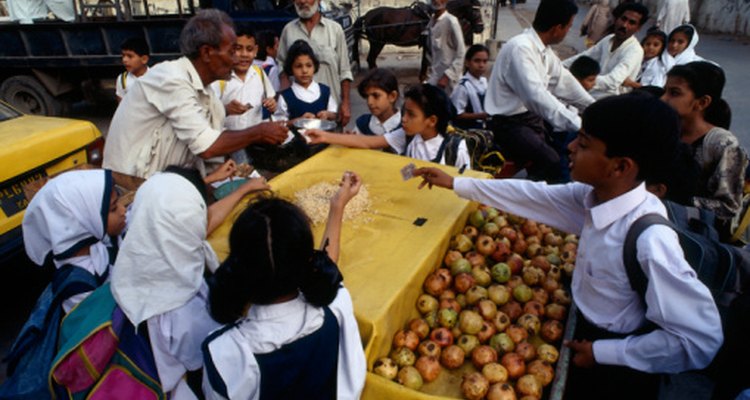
[491,262,512,283]
[512,238,528,255]
[459,310,484,335]
[515,341,537,362]
[489,332,515,354]
[471,265,492,287]
[457,334,480,355]
[417,340,442,358]
[471,345,499,369]
[444,250,463,268]
[482,222,500,237]
[530,255,551,272]
[438,308,458,328]
[466,286,489,305]
[476,235,497,256]
[543,232,563,246]
[512,284,533,303]
[544,303,567,321]
[542,277,560,293]
[454,272,476,294]
[478,299,498,320]
[488,284,511,305]
[540,319,564,343]
[552,288,572,306]
[498,226,518,243]
[517,313,541,336]
[507,275,524,290]
[463,225,479,240]
[440,297,461,313]
[440,345,465,369]
[546,252,562,266]
[527,360,554,387]
[521,220,539,237]
[435,268,453,287]
[491,239,512,262]
[499,301,522,322]
[492,215,508,227]
[409,318,430,340]
[477,320,497,343]
[462,372,490,400]
[451,258,473,276]
[416,294,439,314]
[537,344,559,363]
[506,254,524,275]
[482,362,509,384]
[516,374,542,398]
[492,311,511,332]
[505,324,529,343]
[430,327,454,347]
[469,209,486,228]
[415,356,441,382]
[524,300,545,316]
[452,234,473,253]
[500,352,526,379]
[487,383,517,400]
[423,272,448,296]
[372,357,398,380]
[392,330,420,351]
[547,265,562,282]
[424,310,438,329]
[521,266,544,286]
[397,365,423,390]
[439,288,456,300]
[390,347,416,367]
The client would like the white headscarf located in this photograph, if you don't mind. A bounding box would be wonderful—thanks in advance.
[111,172,219,326]
[22,169,113,272]
[664,24,703,71]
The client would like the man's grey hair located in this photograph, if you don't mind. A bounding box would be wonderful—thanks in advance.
[180,9,235,59]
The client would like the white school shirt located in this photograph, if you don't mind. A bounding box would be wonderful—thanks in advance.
[115,68,148,100]
[384,131,471,169]
[275,80,338,120]
[638,56,668,87]
[253,57,281,92]
[484,28,595,132]
[563,34,643,99]
[353,111,402,136]
[452,178,723,373]
[451,73,488,115]
[211,68,276,130]
[426,11,466,91]
[202,287,366,400]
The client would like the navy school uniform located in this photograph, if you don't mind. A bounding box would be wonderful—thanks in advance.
[279,83,331,120]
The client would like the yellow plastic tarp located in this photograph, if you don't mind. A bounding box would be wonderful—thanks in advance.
[207,146,490,399]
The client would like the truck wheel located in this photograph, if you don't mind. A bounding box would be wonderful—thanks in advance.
[0,75,63,116]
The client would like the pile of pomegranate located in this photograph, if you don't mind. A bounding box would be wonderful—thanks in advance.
[372,205,577,400]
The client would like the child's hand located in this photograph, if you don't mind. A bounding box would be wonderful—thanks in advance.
[331,171,362,209]
[226,100,251,116]
[565,340,596,368]
[204,159,237,184]
[304,128,329,144]
[413,167,454,190]
[317,110,336,121]
[301,112,316,119]
[262,97,277,113]
[237,176,271,195]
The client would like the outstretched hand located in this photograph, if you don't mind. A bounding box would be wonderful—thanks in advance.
[331,171,362,209]
[565,339,596,368]
[413,167,454,190]
[237,176,271,195]
[204,159,237,184]
[304,128,329,145]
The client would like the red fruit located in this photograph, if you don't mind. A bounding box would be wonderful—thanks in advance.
[505,324,529,344]
[462,372,490,400]
[499,226,518,243]
[466,251,487,268]
[491,240,512,262]
[515,341,537,362]
[476,320,497,343]
[499,301,522,322]
[418,340,442,358]
[527,360,554,387]
[506,254,524,275]
[409,318,430,340]
[430,327,454,347]
[440,297,462,313]
[393,330,420,351]
[540,319,564,343]
[454,272,476,294]
[511,238,528,255]
[545,303,567,321]
[523,300,545,317]
[440,345,466,369]
[476,235,497,256]
[415,356,442,382]
[471,345,498,369]
[500,352,526,380]
[444,250,463,268]
[423,272,448,296]
[435,268,453,287]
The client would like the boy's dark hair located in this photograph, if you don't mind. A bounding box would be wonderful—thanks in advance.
[283,39,319,77]
[235,25,256,40]
[163,165,208,203]
[667,61,731,129]
[532,0,578,32]
[569,56,600,80]
[256,30,278,59]
[612,1,649,26]
[404,84,455,135]
[668,24,695,43]
[645,142,700,205]
[121,37,149,57]
[207,197,340,324]
[582,92,681,181]
[642,27,667,56]
[357,68,399,98]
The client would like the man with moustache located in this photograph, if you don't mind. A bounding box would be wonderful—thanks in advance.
[563,2,649,99]
[277,0,353,125]
[104,10,288,179]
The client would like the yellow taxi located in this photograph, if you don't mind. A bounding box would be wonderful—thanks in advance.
[0,101,104,258]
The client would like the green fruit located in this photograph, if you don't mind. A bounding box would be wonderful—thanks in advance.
[512,284,533,303]
[469,210,486,228]
[438,308,458,328]
[451,258,473,276]
[491,263,511,283]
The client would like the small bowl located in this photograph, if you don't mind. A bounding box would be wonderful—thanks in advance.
[293,118,337,131]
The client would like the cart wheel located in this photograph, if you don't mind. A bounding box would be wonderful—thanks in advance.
[0,75,63,116]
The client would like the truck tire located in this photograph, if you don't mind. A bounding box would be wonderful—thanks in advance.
[0,75,63,116]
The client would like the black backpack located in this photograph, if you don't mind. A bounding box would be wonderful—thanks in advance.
[444,125,505,176]
[624,201,750,399]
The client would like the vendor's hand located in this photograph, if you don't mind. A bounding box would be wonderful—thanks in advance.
[256,121,289,145]
[226,100,251,116]
[565,340,596,368]
[304,128,329,144]
[204,159,237,184]
[301,112,316,119]
[414,167,454,190]
[338,101,351,127]
[262,97,277,113]
[331,171,362,209]
[478,112,490,120]
[237,176,271,195]
[317,110,336,121]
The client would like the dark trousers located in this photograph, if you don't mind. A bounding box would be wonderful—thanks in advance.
[488,112,565,182]
[564,311,661,400]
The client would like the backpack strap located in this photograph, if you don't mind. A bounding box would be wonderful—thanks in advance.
[218,79,227,97]
[202,322,240,399]
[623,213,674,298]
[121,71,128,90]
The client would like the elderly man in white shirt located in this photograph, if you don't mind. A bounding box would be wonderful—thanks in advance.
[103,10,288,180]
[425,0,465,93]
[485,0,594,182]
[564,2,648,99]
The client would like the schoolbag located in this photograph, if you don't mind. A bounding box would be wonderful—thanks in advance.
[624,200,750,399]
[445,125,505,176]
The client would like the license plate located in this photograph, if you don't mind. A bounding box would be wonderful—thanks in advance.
[0,170,48,217]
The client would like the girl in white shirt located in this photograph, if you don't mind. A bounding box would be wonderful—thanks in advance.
[664,24,704,70]
[352,68,401,136]
[451,44,490,130]
[202,172,366,400]
[624,29,668,90]
[306,84,472,169]
[276,40,337,122]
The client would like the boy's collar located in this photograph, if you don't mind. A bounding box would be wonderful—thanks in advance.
[585,182,649,230]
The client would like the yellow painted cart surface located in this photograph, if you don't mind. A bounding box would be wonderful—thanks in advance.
[207,146,490,399]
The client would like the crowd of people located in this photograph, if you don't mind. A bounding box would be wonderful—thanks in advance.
[2,0,750,399]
